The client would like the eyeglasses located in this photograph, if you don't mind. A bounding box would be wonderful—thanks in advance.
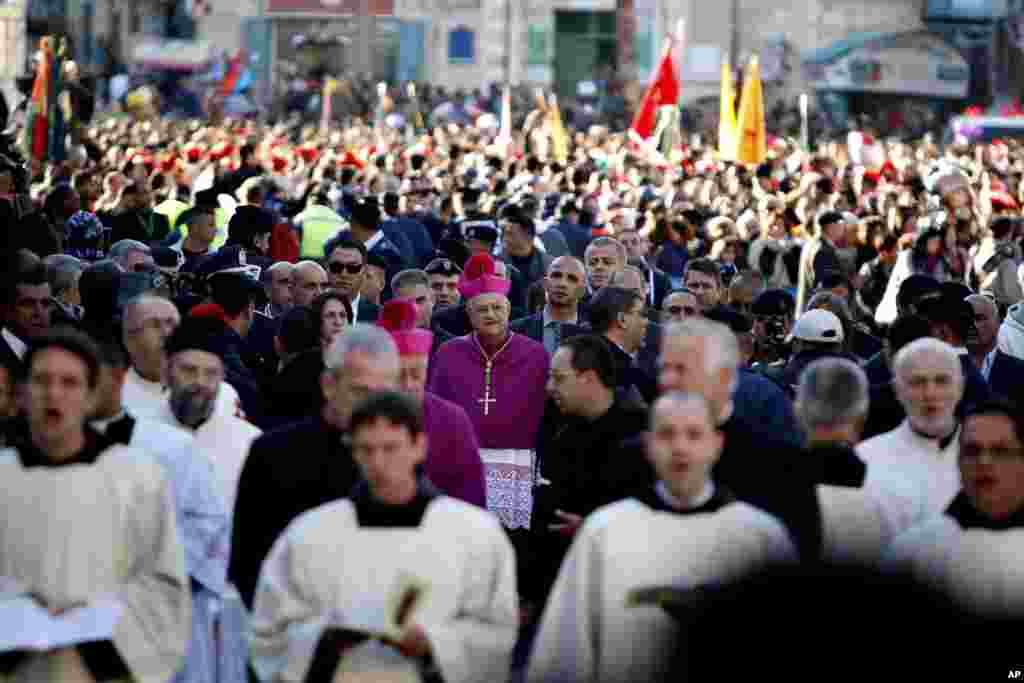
[667,305,698,317]
[329,261,364,275]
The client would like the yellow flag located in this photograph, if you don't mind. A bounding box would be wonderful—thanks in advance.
[718,60,737,160]
[548,93,569,164]
[735,55,766,165]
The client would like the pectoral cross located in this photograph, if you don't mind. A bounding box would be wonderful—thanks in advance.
[478,361,497,416]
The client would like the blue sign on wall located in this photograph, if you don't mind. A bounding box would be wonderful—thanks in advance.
[399,21,425,82]
[448,26,474,64]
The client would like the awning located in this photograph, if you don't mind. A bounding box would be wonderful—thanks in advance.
[802,31,970,99]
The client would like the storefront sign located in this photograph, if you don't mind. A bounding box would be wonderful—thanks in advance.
[131,36,213,72]
[803,31,969,98]
[266,0,393,15]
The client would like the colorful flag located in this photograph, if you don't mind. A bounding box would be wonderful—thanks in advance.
[23,37,53,164]
[629,42,681,143]
[547,93,569,164]
[221,51,245,98]
[718,60,737,160]
[735,55,766,165]
[48,39,67,163]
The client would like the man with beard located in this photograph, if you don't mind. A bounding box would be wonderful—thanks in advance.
[152,315,262,518]
[858,338,964,517]
[87,335,242,683]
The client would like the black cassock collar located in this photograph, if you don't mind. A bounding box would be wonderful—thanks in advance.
[351,476,442,528]
[15,424,112,469]
[946,491,1024,531]
[637,483,736,516]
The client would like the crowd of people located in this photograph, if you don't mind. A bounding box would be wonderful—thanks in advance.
[1,95,1024,683]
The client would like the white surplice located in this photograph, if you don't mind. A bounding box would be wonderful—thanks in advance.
[526,499,796,683]
[857,420,960,518]
[151,404,261,520]
[116,415,248,683]
[0,445,190,683]
[886,517,1024,617]
[816,477,927,565]
[250,497,518,683]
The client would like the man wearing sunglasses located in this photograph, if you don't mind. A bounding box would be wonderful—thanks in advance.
[325,235,381,323]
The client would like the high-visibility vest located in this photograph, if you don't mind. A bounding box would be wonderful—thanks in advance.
[297,204,349,259]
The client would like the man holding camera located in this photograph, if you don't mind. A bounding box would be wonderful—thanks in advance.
[749,289,796,370]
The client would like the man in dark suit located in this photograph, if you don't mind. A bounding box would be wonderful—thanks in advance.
[381,191,434,267]
[511,256,587,353]
[587,286,656,404]
[229,325,400,608]
[967,293,1024,404]
[324,235,382,323]
[0,262,52,372]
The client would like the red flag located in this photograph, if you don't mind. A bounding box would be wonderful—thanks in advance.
[629,45,681,143]
[221,51,244,98]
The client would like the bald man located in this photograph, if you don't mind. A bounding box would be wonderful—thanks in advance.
[292,260,328,308]
[511,256,588,353]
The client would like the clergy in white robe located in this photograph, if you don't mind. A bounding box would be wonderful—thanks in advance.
[0,330,190,683]
[93,408,244,683]
[885,397,1024,617]
[858,338,964,517]
[156,316,262,517]
[527,393,795,683]
[250,391,518,683]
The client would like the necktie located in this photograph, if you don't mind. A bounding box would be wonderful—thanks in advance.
[106,415,136,446]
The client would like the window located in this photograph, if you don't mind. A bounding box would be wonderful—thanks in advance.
[448,26,474,64]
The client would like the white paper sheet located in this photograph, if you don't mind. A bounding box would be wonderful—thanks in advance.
[0,597,123,653]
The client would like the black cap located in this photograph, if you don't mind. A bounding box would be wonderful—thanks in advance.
[208,269,265,306]
[756,163,773,178]
[751,289,796,317]
[350,196,381,231]
[227,205,274,252]
[463,220,499,244]
[706,306,753,334]
[425,257,463,276]
[165,315,232,359]
[897,275,942,312]
[435,238,471,269]
[152,246,183,270]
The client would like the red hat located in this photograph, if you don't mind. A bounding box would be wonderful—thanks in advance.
[458,253,511,301]
[298,144,320,164]
[189,303,230,325]
[185,144,204,163]
[377,298,433,356]
[338,150,364,169]
[991,191,1018,211]
[862,170,881,185]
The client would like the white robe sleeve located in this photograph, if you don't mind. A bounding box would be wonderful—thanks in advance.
[526,518,606,683]
[249,531,330,683]
[113,470,192,683]
[418,522,519,683]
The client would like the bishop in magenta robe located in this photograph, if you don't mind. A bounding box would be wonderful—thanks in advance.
[426,255,550,530]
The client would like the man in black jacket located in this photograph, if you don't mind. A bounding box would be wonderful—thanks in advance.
[528,334,649,602]
[229,324,401,607]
